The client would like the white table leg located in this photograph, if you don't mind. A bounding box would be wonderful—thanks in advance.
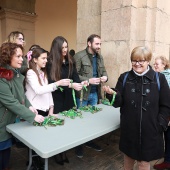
[27,148,32,170]
[44,158,48,170]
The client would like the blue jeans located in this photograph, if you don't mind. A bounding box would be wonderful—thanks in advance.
[164,126,170,162]
[76,92,98,108]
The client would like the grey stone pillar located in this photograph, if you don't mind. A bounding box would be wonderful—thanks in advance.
[77,0,101,51]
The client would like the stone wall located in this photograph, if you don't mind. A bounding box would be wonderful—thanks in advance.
[77,0,101,51]
[0,8,36,52]
[0,0,77,52]
[0,0,35,13]
[0,0,36,52]
[77,0,170,87]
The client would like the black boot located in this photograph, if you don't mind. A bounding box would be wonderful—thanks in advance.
[63,152,69,163]
[54,153,64,165]
[32,156,44,170]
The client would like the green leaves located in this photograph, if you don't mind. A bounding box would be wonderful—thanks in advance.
[60,107,83,119]
[79,105,102,114]
[33,115,64,128]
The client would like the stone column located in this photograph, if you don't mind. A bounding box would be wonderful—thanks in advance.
[77,0,101,51]
[101,0,170,87]
[0,0,36,52]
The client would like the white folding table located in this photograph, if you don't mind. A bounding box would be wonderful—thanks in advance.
[6,104,120,170]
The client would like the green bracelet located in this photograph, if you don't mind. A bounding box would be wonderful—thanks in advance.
[110,93,116,105]
[56,85,64,92]
[70,80,77,107]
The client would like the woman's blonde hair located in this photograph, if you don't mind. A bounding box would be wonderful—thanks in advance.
[155,55,170,70]
[131,46,152,62]
[4,31,25,46]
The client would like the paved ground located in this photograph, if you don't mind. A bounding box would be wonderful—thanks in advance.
[10,129,163,170]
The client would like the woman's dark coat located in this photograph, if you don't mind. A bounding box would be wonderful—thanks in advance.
[107,68,170,161]
[47,60,80,113]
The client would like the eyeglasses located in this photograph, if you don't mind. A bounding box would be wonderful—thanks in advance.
[17,38,24,41]
[131,60,146,65]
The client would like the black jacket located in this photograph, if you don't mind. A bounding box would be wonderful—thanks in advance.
[107,67,170,161]
[46,60,80,113]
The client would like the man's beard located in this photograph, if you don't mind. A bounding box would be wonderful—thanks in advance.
[91,45,100,54]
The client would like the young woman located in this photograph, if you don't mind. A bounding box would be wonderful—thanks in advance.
[103,46,170,170]
[47,36,83,114]
[5,31,27,75]
[47,36,84,165]
[0,43,44,170]
[25,47,70,117]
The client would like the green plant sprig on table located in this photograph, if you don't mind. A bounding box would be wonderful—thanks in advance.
[79,105,102,114]
[33,115,64,129]
[60,107,83,119]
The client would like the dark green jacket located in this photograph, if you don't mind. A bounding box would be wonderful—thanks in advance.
[0,65,35,142]
[73,48,108,100]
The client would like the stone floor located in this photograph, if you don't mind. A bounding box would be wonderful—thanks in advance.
[10,129,163,170]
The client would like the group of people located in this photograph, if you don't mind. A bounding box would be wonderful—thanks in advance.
[0,32,107,170]
[0,31,170,170]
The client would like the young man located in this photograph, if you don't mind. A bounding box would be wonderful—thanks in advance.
[73,34,108,158]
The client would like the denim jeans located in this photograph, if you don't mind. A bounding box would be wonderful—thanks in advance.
[0,148,11,170]
[164,126,170,162]
[76,92,98,108]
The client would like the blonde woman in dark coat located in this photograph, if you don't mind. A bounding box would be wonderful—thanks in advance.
[103,46,170,170]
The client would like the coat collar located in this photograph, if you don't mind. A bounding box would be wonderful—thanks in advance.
[0,66,14,80]
[128,66,156,81]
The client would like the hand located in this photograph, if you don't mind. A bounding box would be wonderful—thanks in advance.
[81,80,89,86]
[72,83,83,91]
[89,78,101,85]
[34,115,44,123]
[29,106,38,114]
[100,76,107,83]
[56,79,71,86]
[103,85,115,95]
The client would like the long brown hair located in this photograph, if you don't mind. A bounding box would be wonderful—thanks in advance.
[28,48,48,85]
[48,36,73,81]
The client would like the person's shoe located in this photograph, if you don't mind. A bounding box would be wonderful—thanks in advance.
[54,154,64,165]
[15,141,26,148]
[63,152,69,163]
[31,156,44,170]
[153,162,170,169]
[75,146,83,158]
[63,157,69,163]
[85,142,102,151]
